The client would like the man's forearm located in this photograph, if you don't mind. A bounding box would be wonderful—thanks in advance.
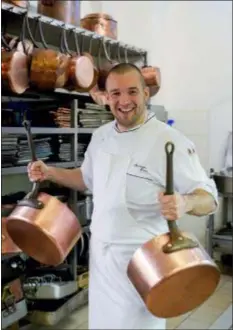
[184,189,217,216]
[47,166,87,192]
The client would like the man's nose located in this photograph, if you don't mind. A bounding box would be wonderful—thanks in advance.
[119,93,131,106]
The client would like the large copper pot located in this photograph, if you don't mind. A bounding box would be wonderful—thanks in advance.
[97,38,118,90]
[3,0,27,8]
[127,142,220,319]
[62,29,94,92]
[1,16,30,95]
[141,65,161,97]
[2,206,22,255]
[80,13,117,40]
[30,20,70,91]
[89,38,120,105]
[6,120,82,266]
[75,34,99,93]
[37,0,81,26]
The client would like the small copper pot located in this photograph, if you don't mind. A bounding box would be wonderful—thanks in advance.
[141,65,161,97]
[37,0,81,26]
[3,0,27,8]
[80,13,117,40]
[2,205,22,255]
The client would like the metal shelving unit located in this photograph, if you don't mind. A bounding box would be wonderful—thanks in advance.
[2,127,77,135]
[206,172,233,259]
[2,162,76,176]
[1,2,147,61]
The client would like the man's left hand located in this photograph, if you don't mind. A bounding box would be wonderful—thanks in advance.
[158,192,188,221]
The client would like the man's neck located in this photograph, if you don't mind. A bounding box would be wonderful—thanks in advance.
[116,110,148,133]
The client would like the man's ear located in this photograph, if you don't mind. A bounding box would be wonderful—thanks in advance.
[104,91,110,105]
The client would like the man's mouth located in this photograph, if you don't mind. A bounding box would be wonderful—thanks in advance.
[118,107,135,113]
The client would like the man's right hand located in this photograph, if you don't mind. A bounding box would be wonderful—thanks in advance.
[27,160,49,182]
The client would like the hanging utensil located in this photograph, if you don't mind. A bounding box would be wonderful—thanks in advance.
[74,33,98,93]
[127,141,220,318]
[30,20,70,90]
[139,51,161,97]
[1,13,30,94]
[63,30,94,92]
[6,120,82,266]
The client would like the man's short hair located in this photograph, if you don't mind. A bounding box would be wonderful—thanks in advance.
[105,62,146,90]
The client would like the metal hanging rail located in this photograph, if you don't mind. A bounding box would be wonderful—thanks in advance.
[1,2,147,56]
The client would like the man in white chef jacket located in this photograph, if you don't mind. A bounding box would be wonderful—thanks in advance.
[28,63,218,329]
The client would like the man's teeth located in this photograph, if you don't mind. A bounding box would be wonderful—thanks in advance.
[119,108,134,113]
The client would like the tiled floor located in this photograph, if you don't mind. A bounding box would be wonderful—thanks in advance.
[22,274,232,330]
[167,274,232,330]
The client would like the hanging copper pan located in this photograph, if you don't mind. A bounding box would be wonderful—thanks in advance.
[127,142,220,319]
[97,38,119,91]
[63,29,94,92]
[1,15,30,94]
[89,38,120,105]
[141,65,161,97]
[6,120,82,266]
[30,20,70,90]
[74,33,99,93]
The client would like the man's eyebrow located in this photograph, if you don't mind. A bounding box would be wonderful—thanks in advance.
[128,87,139,91]
[110,87,139,92]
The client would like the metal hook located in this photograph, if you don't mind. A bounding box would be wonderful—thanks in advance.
[79,31,86,54]
[60,25,72,55]
[102,38,112,63]
[117,42,121,63]
[73,30,80,56]
[36,17,49,49]
[1,34,11,51]
[88,34,93,54]
[97,38,102,70]
[23,13,40,48]
[124,47,129,63]
[21,14,29,54]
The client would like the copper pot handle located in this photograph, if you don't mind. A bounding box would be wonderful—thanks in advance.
[16,120,44,209]
[162,142,198,253]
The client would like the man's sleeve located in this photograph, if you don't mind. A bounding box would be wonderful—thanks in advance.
[172,141,219,208]
[148,131,219,211]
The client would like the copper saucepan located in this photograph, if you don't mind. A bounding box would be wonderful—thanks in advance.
[80,13,117,40]
[2,205,22,255]
[6,120,82,266]
[63,30,94,93]
[127,142,220,319]
[30,19,70,91]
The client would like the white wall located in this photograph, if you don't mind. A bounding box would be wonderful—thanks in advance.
[98,0,232,244]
